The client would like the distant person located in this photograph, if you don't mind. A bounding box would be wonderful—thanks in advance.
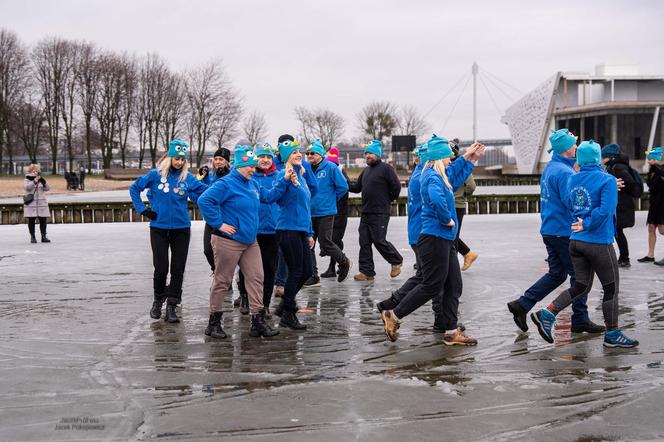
[602,143,642,267]
[304,140,351,286]
[78,165,86,191]
[531,141,638,348]
[320,147,351,279]
[129,139,207,323]
[348,140,403,281]
[451,143,479,271]
[23,164,51,243]
[638,147,664,265]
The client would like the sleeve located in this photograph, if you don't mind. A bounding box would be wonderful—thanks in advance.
[259,175,290,204]
[187,174,208,204]
[301,161,318,197]
[387,165,401,201]
[197,181,229,230]
[348,169,363,193]
[129,170,154,214]
[581,177,618,232]
[425,175,453,226]
[447,157,475,191]
[333,166,349,200]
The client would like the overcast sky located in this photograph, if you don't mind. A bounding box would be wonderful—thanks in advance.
[1,0,662,145]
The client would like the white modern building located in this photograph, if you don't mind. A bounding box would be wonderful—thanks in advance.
[502,65,664,174]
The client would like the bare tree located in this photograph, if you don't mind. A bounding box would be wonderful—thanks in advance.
[161,71,186,150]
[395,105,429,141]
[294,106,344,148]
[242,110,267,146]
[356,101,397,143]
[116,53,137,168]
[139,53,170,167]
[12,91,45,164]
[33,37,71,174]
[59,40,80,172]
[0,29,30,175]
[212,92,242,150]
[94,51,123,169]
[76,42,99,173]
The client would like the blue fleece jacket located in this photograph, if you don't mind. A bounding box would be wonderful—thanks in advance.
[276,158,318,198]
[274,168,313,236]
[566,164,618,245]
[310,160,349,217]
[540,153,576,236]
[197,169,290,245]
[130,168,207,230]
[252,165,280,234]
[407,163,424,245]
[419,158,474,241]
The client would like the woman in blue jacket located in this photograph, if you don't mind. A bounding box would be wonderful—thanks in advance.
[198,145,294,339]
[381,135,484,345]
[272,139,316,330]
[129,139,207,323]
[531,140,638,348]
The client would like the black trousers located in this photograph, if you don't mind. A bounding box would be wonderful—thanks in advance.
[310,215,347,276]
[238,233,280,308]
[150,227,191,304]
[203,223,215,272]
[279,230,313,312]
[615,227,629,261]
[326,212,348,270]
[391,244,441,315]
[393,235,461,331]
[27,217,47,237]
[358,213,403,276]
[455,208,470,256]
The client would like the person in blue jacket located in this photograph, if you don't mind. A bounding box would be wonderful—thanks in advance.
[129,139,207,323]
[531,140,639,348]
[198,145,294,339]
[272,138,316,330]
[237,143,282,317]
[303,139,352,286]
[507,129,604,335]
[381,135,485,345]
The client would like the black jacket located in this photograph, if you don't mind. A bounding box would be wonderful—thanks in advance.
[336,168,350,217]
[348,160,401,215]
[606,155,636,228]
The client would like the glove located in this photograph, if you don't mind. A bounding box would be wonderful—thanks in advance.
[39,177,46,185]
[198,166,209,177]
[141,209,158,220]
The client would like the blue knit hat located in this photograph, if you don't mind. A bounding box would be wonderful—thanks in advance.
[254,142,274,158]
[168,139,190,158]
[548,129,577,154]
[601,143,621,158]
[646,147,663,161]
[234,145,259,168]
[426,134,452,161]
[417,143,429,162]
[363,140,382,157]
[576,140,602,167]
[307,139,326,157]
[278,139,301,163]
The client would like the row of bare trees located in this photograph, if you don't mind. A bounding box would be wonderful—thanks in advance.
[0,28,244,174]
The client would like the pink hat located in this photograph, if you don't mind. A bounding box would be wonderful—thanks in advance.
[326,147,340,165]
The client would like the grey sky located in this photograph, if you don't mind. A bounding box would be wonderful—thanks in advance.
[1,0,662,145]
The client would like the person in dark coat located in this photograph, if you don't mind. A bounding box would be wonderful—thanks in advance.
[602,144,640,267]
[639,147,664,265]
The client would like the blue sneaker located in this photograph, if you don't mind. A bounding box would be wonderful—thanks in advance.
[531,309,556,343]
[604,329,639,348]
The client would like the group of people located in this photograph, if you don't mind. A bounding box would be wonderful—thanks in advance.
[124,128,664,349]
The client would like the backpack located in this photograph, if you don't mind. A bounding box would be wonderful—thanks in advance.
[627,166,644,198]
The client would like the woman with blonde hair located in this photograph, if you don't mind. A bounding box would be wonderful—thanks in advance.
[23,164,51,243]
[130,139,207,323]
[381,135,484,345]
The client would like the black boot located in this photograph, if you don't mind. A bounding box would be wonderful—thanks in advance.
[274,300,300,317]
[164,299,180,323]
[279,310,307,330]
[240,292,249,315]
[204,312,227,338]
[337,257,351,283]
[41,235,51,243]
[250,310,280,337]
[376,295,399,313]
[150,295,165,319]
[320,261,337,278]
[30,235,37,244]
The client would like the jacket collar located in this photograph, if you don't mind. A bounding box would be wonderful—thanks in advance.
[552,152,577,169]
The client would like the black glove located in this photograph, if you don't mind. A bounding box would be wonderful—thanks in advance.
[39,177,46,185]
[141,209,158,220]
[198,166,209,177]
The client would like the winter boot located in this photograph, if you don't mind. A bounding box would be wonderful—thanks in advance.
[279,310,307,330]
[30,235,37,244]
[41,235,51,243]
[337,258,352,282]
[250,310,280,337]
[204,312,227,339]
[320,260,337,278]
[164,298,180,323]
[150,295,165,319]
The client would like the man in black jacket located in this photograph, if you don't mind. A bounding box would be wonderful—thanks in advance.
[348,140,403,281]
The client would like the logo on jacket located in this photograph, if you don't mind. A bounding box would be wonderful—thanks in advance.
[571,186,592,212]
[317,170,327,179]
[540,180,550,202]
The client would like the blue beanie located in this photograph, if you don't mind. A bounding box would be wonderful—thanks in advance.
[576,140,602,167]
[168,139,190,158]
[278,139,301,163]
[363,140,382,157]
[646,147,663,161]
[234,145,259,168]
[254,142,274,158]
[307,139,326,157]
[548,129,577,154]
[417,143,429,162]
[426,134,452,161]
[601,143,621,158]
